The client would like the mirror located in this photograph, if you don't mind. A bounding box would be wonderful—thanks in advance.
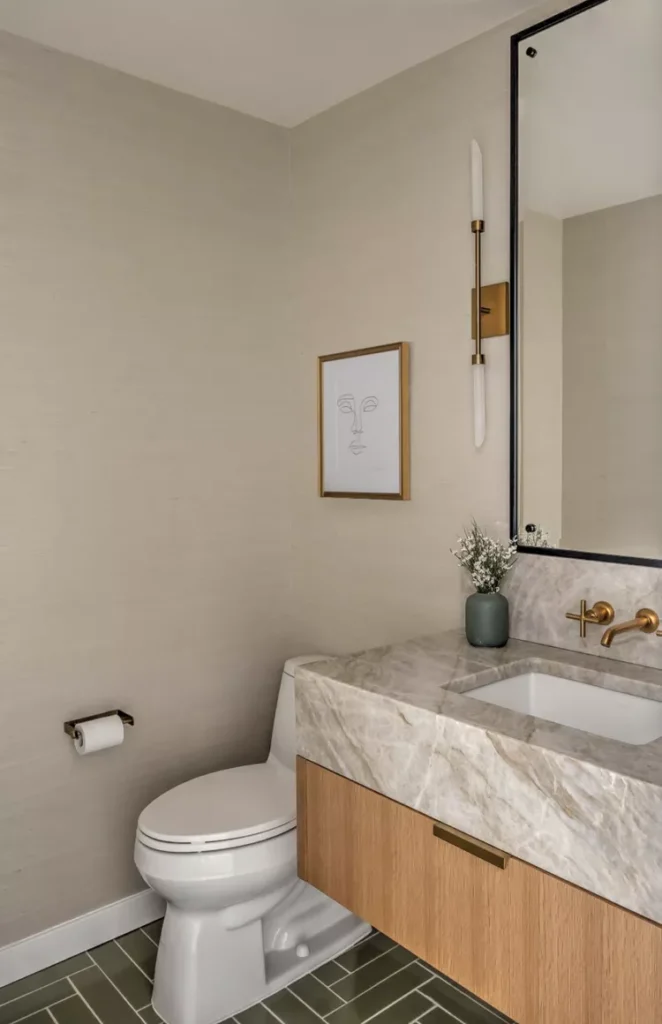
[511,0,662,565]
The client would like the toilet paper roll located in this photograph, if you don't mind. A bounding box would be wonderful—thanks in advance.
[74,714,125,755]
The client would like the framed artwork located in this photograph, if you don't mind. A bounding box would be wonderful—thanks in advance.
[318,342,410,500]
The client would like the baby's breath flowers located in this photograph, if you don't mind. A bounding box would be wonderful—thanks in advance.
[452,521,517,594]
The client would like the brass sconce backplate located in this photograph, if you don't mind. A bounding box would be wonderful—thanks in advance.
[471,282,509,340]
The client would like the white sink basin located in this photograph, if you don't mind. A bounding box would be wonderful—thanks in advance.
[463,672,662,745]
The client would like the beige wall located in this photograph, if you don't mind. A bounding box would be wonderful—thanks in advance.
[0,32,294,944]
[562,193,662,557]
[520,209,563,544]
[288,14,541,653]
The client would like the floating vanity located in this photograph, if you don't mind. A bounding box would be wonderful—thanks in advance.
[295,631,662,1024]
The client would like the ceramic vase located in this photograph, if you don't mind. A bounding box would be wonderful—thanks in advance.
[465,592,509,647]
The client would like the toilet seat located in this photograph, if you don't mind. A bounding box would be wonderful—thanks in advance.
[137,762,296,854]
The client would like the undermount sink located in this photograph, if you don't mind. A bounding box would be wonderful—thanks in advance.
[463,672,662,745]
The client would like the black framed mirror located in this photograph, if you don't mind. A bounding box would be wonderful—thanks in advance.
[510,0,662,567]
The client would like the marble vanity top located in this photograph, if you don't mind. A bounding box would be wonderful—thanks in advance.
[295,631,662,924]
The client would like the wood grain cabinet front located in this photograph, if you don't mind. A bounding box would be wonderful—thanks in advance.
[297,756,662,1024]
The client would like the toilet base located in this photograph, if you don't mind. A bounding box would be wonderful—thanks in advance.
[152,881,370,1024]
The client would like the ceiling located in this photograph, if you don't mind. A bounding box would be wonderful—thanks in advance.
[520,0,662,219]
[0,0,541,127]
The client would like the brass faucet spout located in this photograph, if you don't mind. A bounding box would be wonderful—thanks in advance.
[601,619,643,647]
[600,608,660,647]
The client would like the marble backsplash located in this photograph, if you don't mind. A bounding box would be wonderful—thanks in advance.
[504,553,662,669]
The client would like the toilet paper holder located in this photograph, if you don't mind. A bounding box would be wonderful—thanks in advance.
[63,709,134,738]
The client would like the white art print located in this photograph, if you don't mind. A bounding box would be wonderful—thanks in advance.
[319,343,410,499]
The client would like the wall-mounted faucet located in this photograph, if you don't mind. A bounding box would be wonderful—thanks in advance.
[565,601,662,647]
[600,608,661,647]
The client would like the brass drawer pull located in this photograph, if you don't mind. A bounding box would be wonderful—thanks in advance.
[433,822,509,870]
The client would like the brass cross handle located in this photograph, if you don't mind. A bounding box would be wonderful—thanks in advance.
[565,600,615,639]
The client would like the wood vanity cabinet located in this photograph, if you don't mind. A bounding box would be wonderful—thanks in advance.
[297,757,662,1024]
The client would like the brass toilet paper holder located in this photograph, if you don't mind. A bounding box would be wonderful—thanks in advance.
[63,709,134,738]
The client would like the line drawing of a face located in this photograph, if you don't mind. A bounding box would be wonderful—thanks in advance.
[337,393,379,455]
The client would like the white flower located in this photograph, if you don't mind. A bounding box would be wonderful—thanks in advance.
[451,521,517,594]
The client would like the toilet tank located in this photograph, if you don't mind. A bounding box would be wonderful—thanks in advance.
[269,655,326,771]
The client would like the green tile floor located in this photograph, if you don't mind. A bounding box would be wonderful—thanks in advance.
[0,923,513,1024]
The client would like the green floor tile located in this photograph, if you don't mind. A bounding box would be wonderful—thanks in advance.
[139,1008,162,1024]
[51,995,101,1024]
[264,990,322,1024]
[331,947,417,1002]
[0,980,73,1024]
[70,965,143,1024]
[9,1012,52,1024]
[418,1007,458,1024]
[141,922,163,946]
[289,975,344,1016]
[89,942,152,1010]
[420,977,507,1024]
[327,963,431,1024]
[312,962,348,987]
[0,956,91,1007]
[235,1004,280,1024]
[335,934,395,974]
[366,991,430,1024]
[0,918,514,1024]
[117,932,157,981]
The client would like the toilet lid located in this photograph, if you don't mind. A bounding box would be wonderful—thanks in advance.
[138,762,296,845]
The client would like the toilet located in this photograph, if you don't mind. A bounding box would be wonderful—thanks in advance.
[134,656,370,1024]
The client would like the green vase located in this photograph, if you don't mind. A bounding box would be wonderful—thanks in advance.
[465,592,509,648]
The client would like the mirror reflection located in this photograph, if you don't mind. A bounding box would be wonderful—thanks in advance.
[515,0,662,561]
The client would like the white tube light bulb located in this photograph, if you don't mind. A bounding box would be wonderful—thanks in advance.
[471,140,484,222]
[473,361,485,449]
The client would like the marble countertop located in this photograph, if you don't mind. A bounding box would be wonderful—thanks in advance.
[295,631,662,924]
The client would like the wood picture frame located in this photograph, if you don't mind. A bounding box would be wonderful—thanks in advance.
[318,342,410,500]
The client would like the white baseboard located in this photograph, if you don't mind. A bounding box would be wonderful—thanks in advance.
[0,889,165,988]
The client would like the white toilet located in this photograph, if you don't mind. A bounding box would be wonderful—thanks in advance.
[134,656,370,1024]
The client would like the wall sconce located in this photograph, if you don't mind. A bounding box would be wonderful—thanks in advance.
[470,140,509,449]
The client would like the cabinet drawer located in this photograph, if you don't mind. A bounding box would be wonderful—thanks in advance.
[297,757,662,1024]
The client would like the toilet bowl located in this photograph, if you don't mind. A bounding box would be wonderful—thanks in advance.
[135,657,370,1024]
